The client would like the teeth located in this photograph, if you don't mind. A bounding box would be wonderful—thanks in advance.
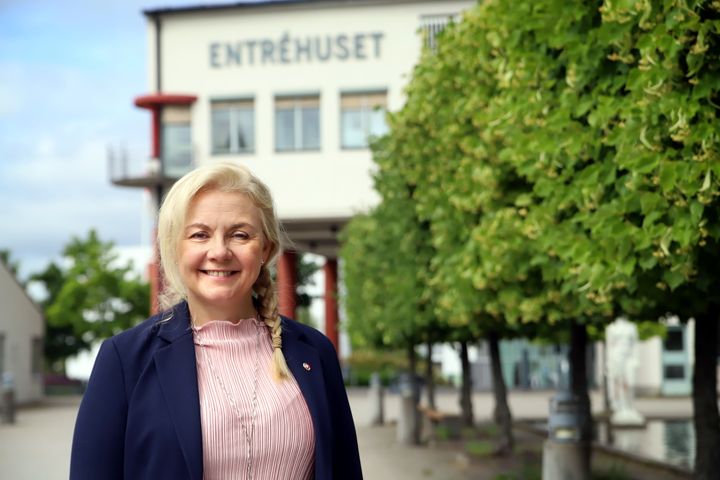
[205,271,233,277]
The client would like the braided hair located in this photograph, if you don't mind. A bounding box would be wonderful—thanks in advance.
[253,264,291,380]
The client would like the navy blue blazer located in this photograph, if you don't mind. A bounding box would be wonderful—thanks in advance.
[70,302,362,479]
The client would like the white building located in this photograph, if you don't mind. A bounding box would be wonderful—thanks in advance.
[0,262,45,404]
[111,0,476,355]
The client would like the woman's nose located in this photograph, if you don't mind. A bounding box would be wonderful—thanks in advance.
[207,236,231,260]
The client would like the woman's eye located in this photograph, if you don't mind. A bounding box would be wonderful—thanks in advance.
[232,231,249,240]
[189,231,208,239]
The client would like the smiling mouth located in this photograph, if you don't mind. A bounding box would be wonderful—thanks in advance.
[201,270,237,277]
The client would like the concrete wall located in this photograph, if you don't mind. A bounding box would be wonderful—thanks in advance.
[0,263,44,404]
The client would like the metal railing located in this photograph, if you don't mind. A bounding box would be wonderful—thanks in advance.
[107,144,196,185]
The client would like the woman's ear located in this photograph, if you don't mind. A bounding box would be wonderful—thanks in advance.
[262,238,274,265]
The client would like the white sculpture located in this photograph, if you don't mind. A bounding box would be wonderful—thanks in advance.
[605,317,645,426]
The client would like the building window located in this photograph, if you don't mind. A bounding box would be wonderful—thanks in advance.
[162,106,193,177]
[664,364,685,379]
[31,337,43,375]
[664,329,684,351]
[420,14,457,50]
[340,92,388,149]
[275,95,320,151]
[211,99,255,154]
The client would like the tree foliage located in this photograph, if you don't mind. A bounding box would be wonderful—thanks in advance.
[295,253,320,310]
[470,2,720,474]
[31,230,149,373]
[342,0,720,472]
[340,135,440,349]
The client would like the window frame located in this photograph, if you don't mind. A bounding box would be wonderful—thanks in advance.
[210,98,256,155]
[419,13,458,50]
[339,90,388,150]
[274,94,321,152]
[161,106,194,177]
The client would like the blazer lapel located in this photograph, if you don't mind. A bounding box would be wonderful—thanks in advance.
[154,303,203,480]
[282,319,333,480]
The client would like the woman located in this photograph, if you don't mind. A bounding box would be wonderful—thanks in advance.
[71,162,362,480]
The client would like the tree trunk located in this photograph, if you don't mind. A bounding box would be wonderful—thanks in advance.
[488,330,514,454]
[569,320,592,474]
[459,340,474,427]
[569,321,592,439]
[425,340,436,410]
[692,309,720,480]
[407,343,421,445]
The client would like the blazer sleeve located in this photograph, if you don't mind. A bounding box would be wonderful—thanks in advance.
[321,341,363,479]
[70,338,128,480]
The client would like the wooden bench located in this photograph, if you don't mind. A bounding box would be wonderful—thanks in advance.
[417,404,446,423]
[417,405,463,443]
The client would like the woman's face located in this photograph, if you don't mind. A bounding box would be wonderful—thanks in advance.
[179,189,269,322]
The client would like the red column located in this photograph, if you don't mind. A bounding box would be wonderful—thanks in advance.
[151,106,161,159]
[324,258,339,355]
[278,250,297,319]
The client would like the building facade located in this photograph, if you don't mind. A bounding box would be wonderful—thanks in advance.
[0,262,45,404]
[111,0,476,354]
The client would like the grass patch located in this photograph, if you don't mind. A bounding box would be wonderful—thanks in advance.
[435,425,451,441]
[465,440,495,457]
[592,465,631,480]
[493,464,542,480]
[478,422,500,437]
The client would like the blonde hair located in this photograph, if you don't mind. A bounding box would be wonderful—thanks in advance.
[157,161,290,380]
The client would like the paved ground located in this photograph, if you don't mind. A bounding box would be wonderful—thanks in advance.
[350,388,694,479]
[0,389,695,479]
[0,396,78,480]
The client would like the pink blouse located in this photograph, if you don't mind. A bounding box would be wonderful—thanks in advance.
[193,319,315,480]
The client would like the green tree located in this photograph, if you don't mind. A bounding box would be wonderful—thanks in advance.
[346,1,720,473]
[31,230,149,373]
[293,253,320,328]
[340,137,449,442]
[469,1,720,476]
[450,0,720,476]
[368,5,590,453]
[31,261,89,373]
[295,253,319,310]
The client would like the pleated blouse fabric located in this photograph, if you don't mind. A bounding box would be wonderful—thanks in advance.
[192,319,315,480]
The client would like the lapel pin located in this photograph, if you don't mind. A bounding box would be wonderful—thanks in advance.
[302,362,312,371]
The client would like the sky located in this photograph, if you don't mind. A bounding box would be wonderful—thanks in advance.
[0,0,231,281]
